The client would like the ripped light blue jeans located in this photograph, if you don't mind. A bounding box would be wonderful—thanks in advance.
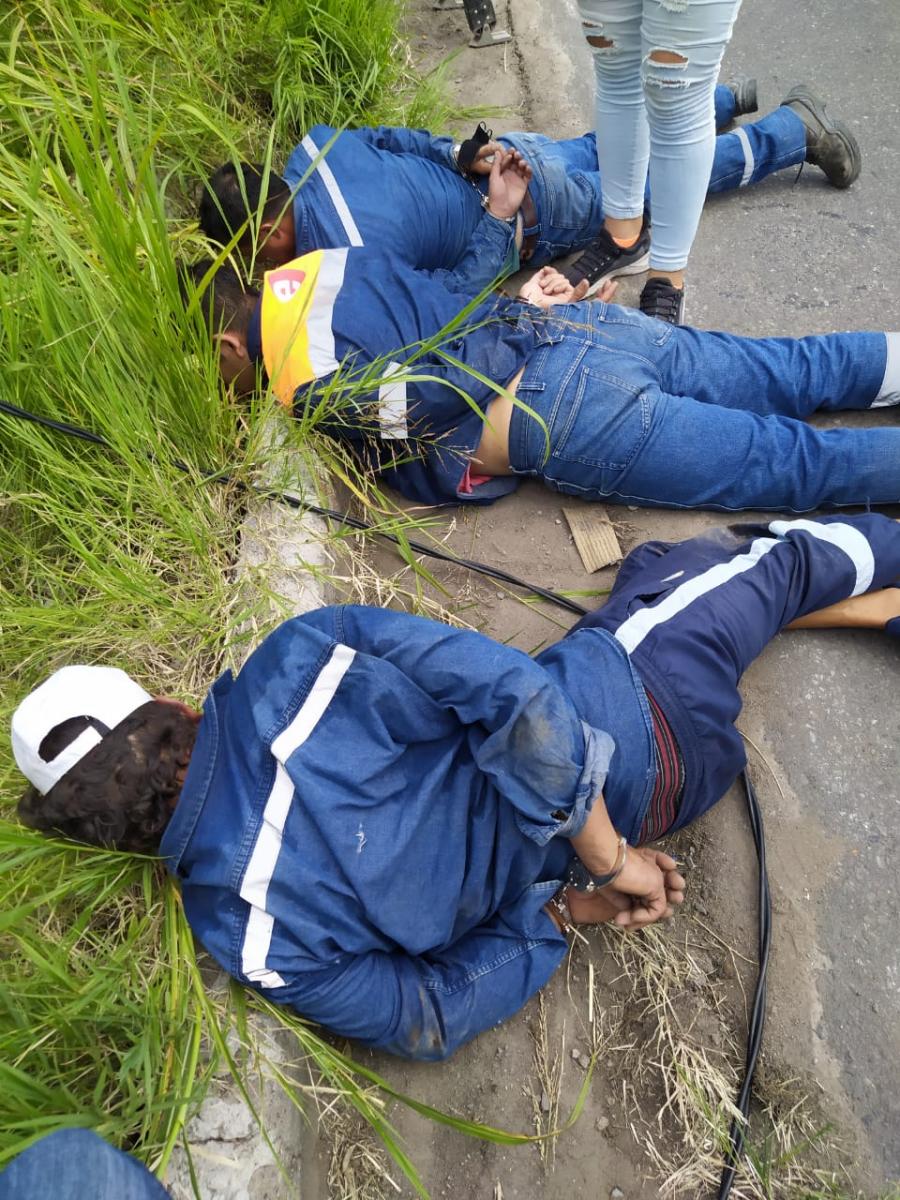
[576,0,743,272]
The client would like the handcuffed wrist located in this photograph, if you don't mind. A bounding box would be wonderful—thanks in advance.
[486,205,518,224]
[567,835,629,892]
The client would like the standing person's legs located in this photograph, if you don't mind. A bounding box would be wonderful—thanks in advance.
[577,0,648,232]
[638,0,743,287]
[572,514,900,831]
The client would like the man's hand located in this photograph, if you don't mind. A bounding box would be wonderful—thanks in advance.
[516,266,618,310]
[600,848,686,932]
[467,140,505,175]
[486,148,532,221]
[565,885,629,926]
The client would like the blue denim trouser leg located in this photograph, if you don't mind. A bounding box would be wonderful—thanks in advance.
[0,1130,170,1200]
[509,303,900,512]
[500,93,805,265]
[566,513,900,830]
[706,105,806,193]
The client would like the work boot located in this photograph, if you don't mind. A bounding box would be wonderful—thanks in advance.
[781,85,862,188]
[639,276,685,326]
[561,213,651,296]
[725,77,758,117]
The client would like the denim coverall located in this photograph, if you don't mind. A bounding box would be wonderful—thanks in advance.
[152,517,900,1060]
[254,247,900,513]
[284,87,805,290]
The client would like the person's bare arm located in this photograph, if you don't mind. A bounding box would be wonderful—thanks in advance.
[786,586,900,629]
[568,797,686,931]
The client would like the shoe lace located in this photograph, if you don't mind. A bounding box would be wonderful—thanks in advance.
[641,278,683,322]
[571,229,620,277]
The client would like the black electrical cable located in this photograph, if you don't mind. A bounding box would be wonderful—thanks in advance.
[717,769,771,1200]
[2,396,769,1193]
[0,399,589,617]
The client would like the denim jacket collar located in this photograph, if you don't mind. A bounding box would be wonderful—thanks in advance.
[246,300,263,367]
[159,672,231,877]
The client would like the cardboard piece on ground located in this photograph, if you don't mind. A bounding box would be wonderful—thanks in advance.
[563,507,622,573]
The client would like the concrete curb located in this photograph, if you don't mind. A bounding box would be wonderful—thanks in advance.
[166,423,332,1200]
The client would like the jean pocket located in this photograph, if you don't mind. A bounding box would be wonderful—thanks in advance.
[551,367,653,482]
[596,306,674,349]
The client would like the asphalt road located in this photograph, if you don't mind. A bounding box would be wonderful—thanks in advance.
[531,0,900,1181]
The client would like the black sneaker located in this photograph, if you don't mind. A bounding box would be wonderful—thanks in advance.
[725,77,758,117]
[561,216,651,296]
[639,277,685,325]
[781,85,862,188]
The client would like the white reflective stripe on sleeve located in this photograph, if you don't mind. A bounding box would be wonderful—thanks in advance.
[768,519,875,597]
[734,127,755,187]
[301,134,364,247]
[306,247,348,380]
[378,361,408,439]
[239,642,357,988]
[872,332,900,407]
[242,909,284,989]
[614,536,779,654]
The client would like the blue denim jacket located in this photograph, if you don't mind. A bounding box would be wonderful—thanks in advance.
[283,125,616,282]
[250,245,539,506]
[159,606,649,1060]
[285,126,518,294]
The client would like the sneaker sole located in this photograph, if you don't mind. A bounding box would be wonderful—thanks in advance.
[583,249,651,297]
[782,84,862,186]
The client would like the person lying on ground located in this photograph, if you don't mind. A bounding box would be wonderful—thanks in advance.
[13,515,900,1059]
[183,199,900,513]
[198,83,859,307]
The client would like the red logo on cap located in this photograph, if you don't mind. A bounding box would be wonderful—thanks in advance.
[268,268,307,303]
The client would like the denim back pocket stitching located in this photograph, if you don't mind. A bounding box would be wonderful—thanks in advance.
[422,941,539,994]
[594,308,675,349]
[552,364,651,470]
[516,338,592,468]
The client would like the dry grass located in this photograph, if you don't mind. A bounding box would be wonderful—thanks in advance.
[529,994,566,1166]
[548,912,877,1200]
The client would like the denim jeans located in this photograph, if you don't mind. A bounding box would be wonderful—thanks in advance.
[509,303,900,512]
[576,0,744,271]
[499,88,805,265]
[0,1130,170,1200]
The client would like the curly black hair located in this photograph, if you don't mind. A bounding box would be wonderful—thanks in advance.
[18,701,200,853]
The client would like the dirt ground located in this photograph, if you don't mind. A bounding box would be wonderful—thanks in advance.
[314,2,899,1197]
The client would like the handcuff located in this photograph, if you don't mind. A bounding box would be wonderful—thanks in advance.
[452,120,493,175]
[567,834,629,892]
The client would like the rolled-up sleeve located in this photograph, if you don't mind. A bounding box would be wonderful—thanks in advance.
[277,881,567,1060]
[300,606,615,842]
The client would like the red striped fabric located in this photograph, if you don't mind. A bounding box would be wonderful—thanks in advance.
[638,688,685,843]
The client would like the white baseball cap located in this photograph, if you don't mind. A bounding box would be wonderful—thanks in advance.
[11,665,152,795]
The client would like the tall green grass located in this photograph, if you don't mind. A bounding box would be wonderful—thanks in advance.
[0,1,504,1193]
